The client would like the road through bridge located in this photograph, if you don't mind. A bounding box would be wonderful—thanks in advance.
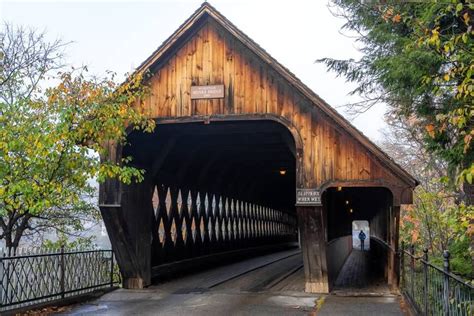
[99,2,417,299]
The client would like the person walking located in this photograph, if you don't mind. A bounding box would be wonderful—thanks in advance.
[358,230,366,251]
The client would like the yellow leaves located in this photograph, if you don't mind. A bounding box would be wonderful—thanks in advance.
[382,7,394,22]
[444,73,450,81]
[411,229,419,243]
[392,14,401,23]
[425,124,436,138]
[428,27,440,46]
[463,12,470,25]
[48,93,58,104]
[464,133,473,146]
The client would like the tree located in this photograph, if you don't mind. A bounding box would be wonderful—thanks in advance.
[0,24,155,252]
[0,23,67,107]
[319,0,473,189]
[379,116,448,190]
[379,117,474,277]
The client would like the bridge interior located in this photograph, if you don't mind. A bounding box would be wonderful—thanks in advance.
[121,120,298,281]
[324,187,393,292]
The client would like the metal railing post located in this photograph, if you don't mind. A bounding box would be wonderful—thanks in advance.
[400,242,405,289]
[410,244,415,300]
[443,250,450,316]
[423,248,428,316]
[110,248,114,287]
[60,246,65,299]
[0,250,4,307]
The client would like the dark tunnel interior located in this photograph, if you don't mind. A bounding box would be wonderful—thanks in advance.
[124,120,297,212]
[324,187,393,242]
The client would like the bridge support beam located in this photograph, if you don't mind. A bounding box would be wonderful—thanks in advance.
[101,174,154,289]
[297,206,329,293]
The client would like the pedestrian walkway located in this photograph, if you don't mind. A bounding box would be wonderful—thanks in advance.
[333,249,391,294]
[318,296,404,315]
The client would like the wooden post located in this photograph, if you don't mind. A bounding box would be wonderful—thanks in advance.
[100,163,154,289]
[119,174,154,288]
[297,206,329,293]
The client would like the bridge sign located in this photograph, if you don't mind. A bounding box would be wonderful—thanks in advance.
[190,84,225,99]
[296,189,321,206]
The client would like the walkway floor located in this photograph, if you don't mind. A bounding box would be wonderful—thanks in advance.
[61,248,405,315]
[318,296,404,316]
[333,249,391,295]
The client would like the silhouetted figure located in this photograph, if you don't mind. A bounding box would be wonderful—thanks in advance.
[358,230,366,250]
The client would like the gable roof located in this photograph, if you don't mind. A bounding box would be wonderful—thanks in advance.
[135,2,418,187]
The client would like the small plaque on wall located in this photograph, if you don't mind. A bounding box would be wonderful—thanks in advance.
[296,189,322,206]
[190,85,225,99]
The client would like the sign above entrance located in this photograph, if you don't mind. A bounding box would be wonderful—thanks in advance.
[190,85,225,99]
[296,189,322,206]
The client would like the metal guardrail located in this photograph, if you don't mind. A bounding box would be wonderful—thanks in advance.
[0,247,120,312]
[400,243,474,316]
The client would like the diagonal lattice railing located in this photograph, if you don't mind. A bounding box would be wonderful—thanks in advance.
[151,184,297,266]
[0,249,119,311]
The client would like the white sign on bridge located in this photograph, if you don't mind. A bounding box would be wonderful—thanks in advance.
[296,189,321,206]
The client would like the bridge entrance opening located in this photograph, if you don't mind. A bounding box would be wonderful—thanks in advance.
[118,119,299,286]
[324,187,394,293]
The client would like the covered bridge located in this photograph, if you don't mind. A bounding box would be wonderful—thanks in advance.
[99,3,417,293]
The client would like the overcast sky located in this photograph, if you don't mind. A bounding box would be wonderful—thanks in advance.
[1,0,388,141]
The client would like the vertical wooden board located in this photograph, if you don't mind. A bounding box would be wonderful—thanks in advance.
[276,81,284,118]
[210,24,225,114]
[306,112,315,187]
[311,109,320,185]
[195,27,204,85]
[331,124,337,180]
[361,151,371,180]
[164,61,172,117]
[145,75,155,117]
[259,65,266,114]
[179,39,189,116]
[334,130,342,178]
[222,29,235,114]
[175,42,188,117]
[169,56,177,117]
[156,64,166,117]
[153,70,162,117]
[350,138,357,180]
[340,129,347,181]
[325,121,333,180]
[235,43,245,114]
[263,68,270,114]
[243,53,253,114]
[268,73,277,115]
[281,85,290,121]
[190,33,199,115]
[201,24,211,115]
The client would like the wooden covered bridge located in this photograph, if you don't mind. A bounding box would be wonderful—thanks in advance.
[99,3,417,294]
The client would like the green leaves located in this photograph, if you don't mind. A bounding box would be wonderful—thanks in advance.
[0,66,155,246]
[400,181,474,277]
